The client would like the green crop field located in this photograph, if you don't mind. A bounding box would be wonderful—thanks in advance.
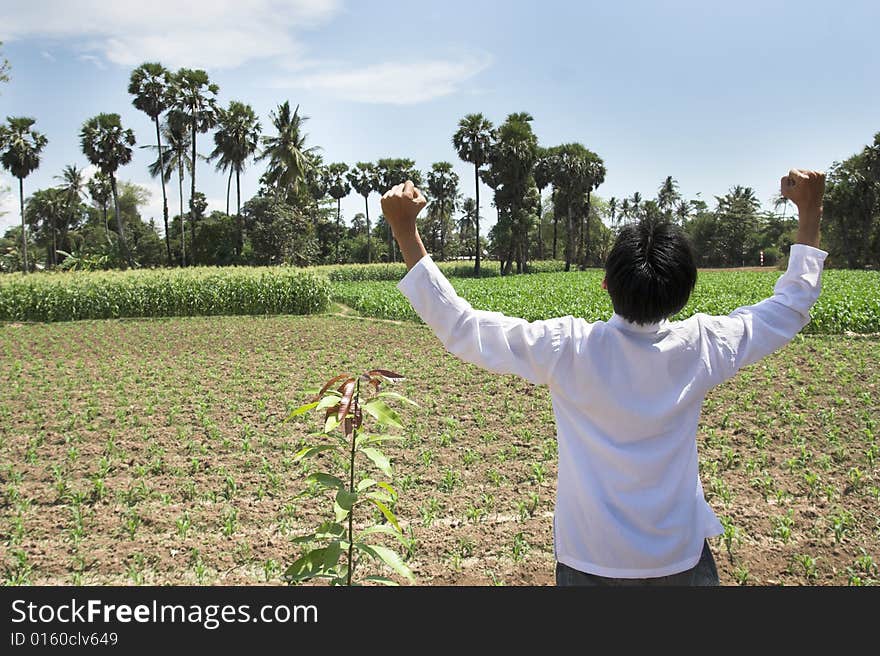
[333,268,880,334]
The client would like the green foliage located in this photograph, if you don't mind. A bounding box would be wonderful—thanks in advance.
[0,265,330,321]
[283,369,416,586]
[332,268,880,334]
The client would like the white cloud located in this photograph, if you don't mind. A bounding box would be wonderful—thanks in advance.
[281,53,493,104]
[1,0,342,70]
[40,50,55,61]
[78,54,106,70]
[0,175,19,234]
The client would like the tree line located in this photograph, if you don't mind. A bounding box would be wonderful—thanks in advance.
[1,53,877,273]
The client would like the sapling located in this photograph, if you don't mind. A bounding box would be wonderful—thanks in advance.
[283,369,417,586]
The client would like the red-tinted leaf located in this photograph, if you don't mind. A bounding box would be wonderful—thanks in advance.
[367,369,405,383]
[315,373,353,402]
[337,378,356,422]
[354,406,363,430]
[343,417,354,438]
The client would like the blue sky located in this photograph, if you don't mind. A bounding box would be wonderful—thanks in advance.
[1,0,878,234]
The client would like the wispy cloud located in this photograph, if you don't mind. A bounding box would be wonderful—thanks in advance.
[40,50,55,61]
[280,53,493,104]
[0,0,342,70]
[78,54,105,70]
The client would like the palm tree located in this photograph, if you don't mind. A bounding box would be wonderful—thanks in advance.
[549,144,591,271]
[346,162,378,263]
[259,101,318,196]
[608,197,618,229]
[170,68,218,263]
[375,158,422,262]
[24,188,64,266]
[485,113,538,274]
[80,113,136,267]
[656,175,680,219]
[0,116,47,272]
[426,162,459,261]
[630,191,642,221]
[145,112,193,265]
[619,198,630,226]
[674,199,691,225]
[458,197,476,256]
[129,62,173,264]
[53,164,86,266]
[325,162,350,262]
[210,101,261,256]
[580,154,606,269]
[87,171,113,244]
[452,113,494,276]
[533,147,554,260]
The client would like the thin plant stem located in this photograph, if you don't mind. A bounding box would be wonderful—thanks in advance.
[346,376,359,586]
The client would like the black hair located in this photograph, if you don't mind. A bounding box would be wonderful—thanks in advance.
[604,218,697,325]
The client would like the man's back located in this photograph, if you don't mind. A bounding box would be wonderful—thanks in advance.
[383,168,828,581]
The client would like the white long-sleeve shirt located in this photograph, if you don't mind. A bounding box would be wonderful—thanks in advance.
[397,244,828,578]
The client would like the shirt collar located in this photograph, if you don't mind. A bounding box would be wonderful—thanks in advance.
[608,313,668,334]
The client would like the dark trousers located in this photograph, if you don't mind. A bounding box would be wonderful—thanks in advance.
[556,540,720,586]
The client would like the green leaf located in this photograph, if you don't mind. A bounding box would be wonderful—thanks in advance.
[323,540,342,570]
[306,472,345,491]
[316,394,341,412]
[376,481,398,499]
[357,478,378,492]
[314,521,347,540]
[377,391,419,407]
[284,401,319,422]
[334,499,350,523]
[293,444,337,462]
[284,548,328,583]
[361,447,392,477]
[336,488,358,511]
[360,434,405,445]
[357,543,414,582]
[367,497,401,532]
[363,399,403,429]
[357,524,410,546]
[289,532,316,545]
[324,414,340,433]
[366,489,394,503]
[363,575,400,586]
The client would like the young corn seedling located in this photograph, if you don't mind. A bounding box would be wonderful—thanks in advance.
[283,369,417,586]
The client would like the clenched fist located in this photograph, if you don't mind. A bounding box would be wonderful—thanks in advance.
[781,168,825,211]
[381,180,427,237]
[782,169,824,248]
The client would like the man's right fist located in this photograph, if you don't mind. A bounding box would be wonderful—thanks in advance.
[381,180,427,236]
[781,168,825,210]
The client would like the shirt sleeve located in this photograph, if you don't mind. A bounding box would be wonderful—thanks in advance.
[699,244,828,384]
[397,256,568,386]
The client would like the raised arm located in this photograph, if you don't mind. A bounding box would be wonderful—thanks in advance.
[701,169,828,383]
[382,181,568,386]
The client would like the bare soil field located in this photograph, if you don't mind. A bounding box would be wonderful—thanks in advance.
[1,314,877,585]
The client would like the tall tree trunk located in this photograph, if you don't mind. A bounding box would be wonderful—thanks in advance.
[537,192,544,260]
[336,198,341,263]
[552,190,558,260]
[236,170,243,258]
[18,178,28,273]
[51,208,57,267]
[474,164,481,276]
[155,117,172,266]
[564,202,572,272]
[110,174,132,268]
[178,156,186,267]
[226,168,232,217]
[582,191,593,269]
[102,203,110,245]
[364,195,371,264]
[439,199,445,261]
[190,115,197,266]
[503,242,514,275]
